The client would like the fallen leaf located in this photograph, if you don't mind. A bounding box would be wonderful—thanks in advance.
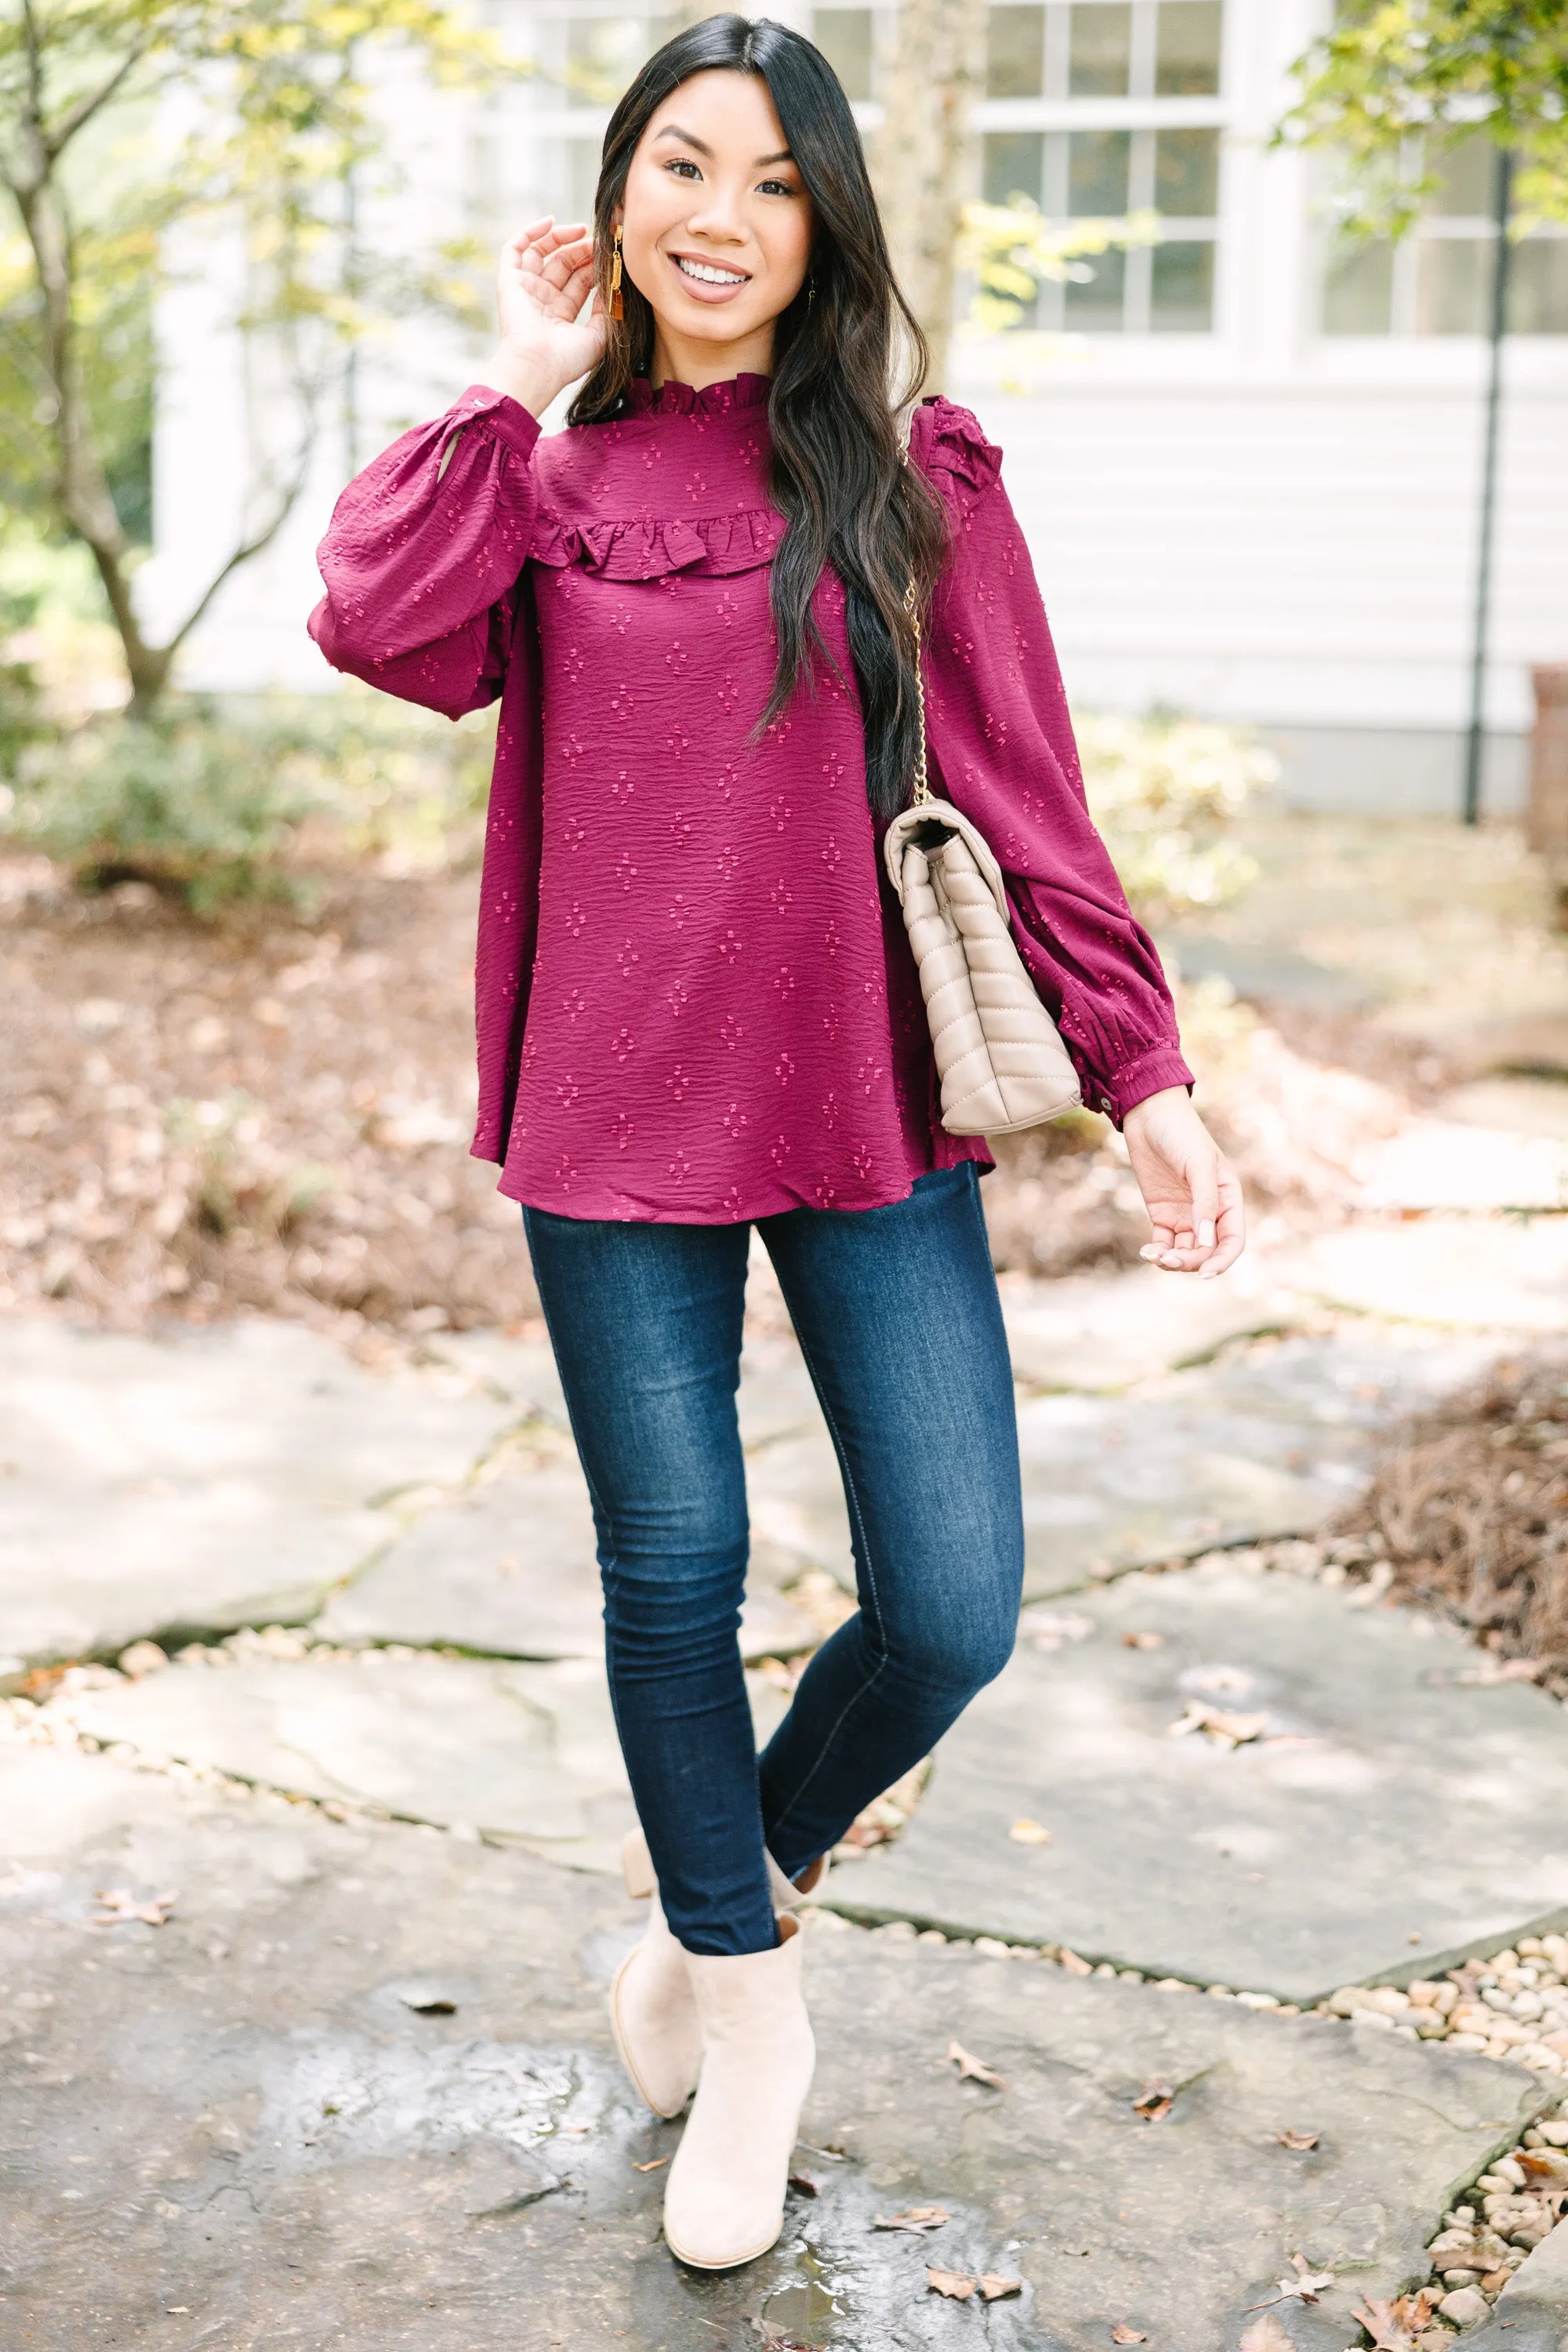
[1243,2255,1336,2313]
[1122,1632,1165,1650]
[787,2172,818,2198]
[872,2205,949,2234]
[91,1887,176,1928]
[1132,2078,1174,2122]
[399,1991,456,2015]
[1008,1818,1053,1846]
[926,2267,976,2300]
[1167,1701,1267,1747]
[632,2158,670,2173]
[1238,2317,1298,2352]
[1020,1608,1095,1652]
[1111,2328,1148,2344]
[978,2276,1022,2302]
[1348,2296,1418,2352]
[947,2039,1005,2089]
[1273,2128,1319,2151]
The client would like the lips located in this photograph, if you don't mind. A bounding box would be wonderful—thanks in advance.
[666,249,752,303]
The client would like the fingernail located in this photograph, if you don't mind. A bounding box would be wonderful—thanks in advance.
[1198,1221,1215,1248]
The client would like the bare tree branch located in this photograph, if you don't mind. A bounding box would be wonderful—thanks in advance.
[43,42,154,164]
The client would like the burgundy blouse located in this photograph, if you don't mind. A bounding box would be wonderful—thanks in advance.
[309,372,1191,1221]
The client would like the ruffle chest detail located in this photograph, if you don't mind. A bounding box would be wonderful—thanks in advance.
[529,504,785,581]
[528,387,1003,581]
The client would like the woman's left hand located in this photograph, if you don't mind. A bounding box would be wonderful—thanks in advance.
[1120,1087,1245,1279]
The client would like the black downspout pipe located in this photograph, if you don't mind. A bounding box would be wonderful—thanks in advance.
[1462,143,1514,827]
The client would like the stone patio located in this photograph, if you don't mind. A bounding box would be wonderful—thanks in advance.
[4,1279,1567,2345]
[0,1749,1552,2352]
[822,1556,1568,2002]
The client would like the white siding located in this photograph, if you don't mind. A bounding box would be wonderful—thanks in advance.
[148,0,1568,811]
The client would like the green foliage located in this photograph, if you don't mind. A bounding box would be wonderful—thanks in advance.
[1,691,495,911]
[959,199,1163,333]
[1078,714,1275,924]
[0,0,521,709]
[1279,1,1568,234]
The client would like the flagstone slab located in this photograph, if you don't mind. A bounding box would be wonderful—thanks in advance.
[826,1557,1568,2002]
[1296,1217,1568,1331]
[1359,1120,1568,1212]
[56,1649,638,1872]
[748,1330,1490,1600]
[1000,1260,1307,1392]
[0,1759,1548,2351]
[315,1446,818,1661]
[51,1650,790,1876]
[0,1316,521,1671]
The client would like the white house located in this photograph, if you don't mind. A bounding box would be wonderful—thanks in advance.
[147,0,1568,815]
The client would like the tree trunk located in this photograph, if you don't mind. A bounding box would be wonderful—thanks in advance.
[13,164,171,713]
[872,0,989,393]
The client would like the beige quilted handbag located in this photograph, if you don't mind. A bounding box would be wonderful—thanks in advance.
[883,593,1083,1136]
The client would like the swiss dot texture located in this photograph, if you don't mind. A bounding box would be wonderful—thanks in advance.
[310,374,1190,1221]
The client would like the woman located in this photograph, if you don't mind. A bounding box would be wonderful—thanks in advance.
[310,13,1243,2274]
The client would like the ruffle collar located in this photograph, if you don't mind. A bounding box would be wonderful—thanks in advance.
[623,372,772,419]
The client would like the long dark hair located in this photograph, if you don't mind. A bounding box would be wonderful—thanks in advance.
[567,14,947,821]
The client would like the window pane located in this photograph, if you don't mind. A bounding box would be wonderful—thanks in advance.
[1069,4,1131,95]
[1064,245,1126,328]
[1155,128,1219,216]
[983,131,1045,208]
[987,4,1046,96]
[1416,238,1492,332]
[1151,239,1214,328]
[1432,133,1497,217]
[1069,129,1131,214]
[811,9,873,100]
[1508,238,1568,335]
[1155,0,1222,94]
[1323,239,1394,333]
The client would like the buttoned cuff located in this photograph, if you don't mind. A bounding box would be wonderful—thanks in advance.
[1091,1048,1195,1128]
[456,386,543,463]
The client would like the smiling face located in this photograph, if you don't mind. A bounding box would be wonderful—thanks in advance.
[618,68,815,384]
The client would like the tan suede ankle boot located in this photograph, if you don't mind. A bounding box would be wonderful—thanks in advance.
[610,1831,701,2119]
[662,1914,815,2270]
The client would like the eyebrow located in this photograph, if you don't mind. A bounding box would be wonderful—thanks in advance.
[653,124,795,167]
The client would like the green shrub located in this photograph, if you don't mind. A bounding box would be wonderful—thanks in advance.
[2,691,495,912]
[1078,714,1275,925]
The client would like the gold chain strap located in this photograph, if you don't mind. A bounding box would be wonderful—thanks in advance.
[904,578,931,808]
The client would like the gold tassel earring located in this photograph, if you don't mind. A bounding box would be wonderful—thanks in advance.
[609,225,623,321]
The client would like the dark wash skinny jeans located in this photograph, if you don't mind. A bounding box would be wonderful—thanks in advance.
[523,1162,1024,1957]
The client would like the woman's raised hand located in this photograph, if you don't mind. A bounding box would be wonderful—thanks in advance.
[482,218,608,418]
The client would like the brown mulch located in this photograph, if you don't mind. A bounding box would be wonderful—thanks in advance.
[0,852,1427,1336]
[1339,1352,1568,1697]
[0,857,536,1338]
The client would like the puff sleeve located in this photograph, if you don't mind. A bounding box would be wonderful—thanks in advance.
[909,397,1193,1124]
[308,387,541,719]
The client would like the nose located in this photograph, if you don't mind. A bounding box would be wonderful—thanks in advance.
[682,178,749,246]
